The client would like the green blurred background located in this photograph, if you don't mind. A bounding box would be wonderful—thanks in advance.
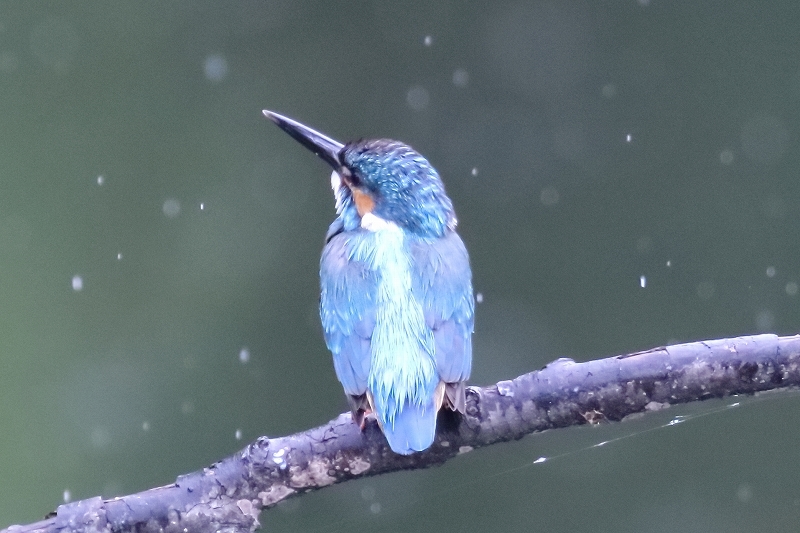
[2,1,800,531]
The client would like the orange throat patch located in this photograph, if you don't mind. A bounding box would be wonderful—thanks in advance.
[352,189,375,217]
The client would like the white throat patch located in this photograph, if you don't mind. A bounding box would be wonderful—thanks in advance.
[361,212,396,232]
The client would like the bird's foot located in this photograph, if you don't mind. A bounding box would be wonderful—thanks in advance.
[359,409,376,430]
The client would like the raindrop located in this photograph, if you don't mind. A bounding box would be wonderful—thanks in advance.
[696,281,715,301]
[540,186,559,206]
[666,260,672,267]
[71,275,83,291]
[741,113,789,165]
[470,167,479,177]
[370,503,381,514]
[452,69,469,87]
[90,427,110,448]
[476,292,484,303]
[406,85,430,111]
[63,490,71,503]
[533,457,547,464]
[181,400,194,415]
[755,309,775,332]
[235,429,242,440]
[423,35,433,47]
[96,175,104,185]
[640,275,646,288]
[766,266,776,278]
[239,347,250,363]
[785,282,798,296]
[200,202,205,211]
[117,252,123,260]
[162,199,181,218]
[142,421,150,431]
[736,483,753,503]
[625,133,632,143]
[204,53,228,82]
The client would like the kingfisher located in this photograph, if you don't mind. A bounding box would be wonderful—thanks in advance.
[263,110,473,455]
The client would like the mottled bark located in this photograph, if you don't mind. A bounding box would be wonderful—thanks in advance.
[5,333,800,533]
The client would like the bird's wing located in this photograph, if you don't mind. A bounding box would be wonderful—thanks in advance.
[319,231,377,398]
[410,231,474,406]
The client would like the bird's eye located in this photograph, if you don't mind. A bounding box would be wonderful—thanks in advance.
[339,166,361,187]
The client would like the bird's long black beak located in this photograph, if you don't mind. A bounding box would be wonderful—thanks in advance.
[262,110,344,169]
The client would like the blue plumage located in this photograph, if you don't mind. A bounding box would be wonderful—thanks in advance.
[264,111,473,454]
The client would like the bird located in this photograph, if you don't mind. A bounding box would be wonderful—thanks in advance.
[263,110,473,455]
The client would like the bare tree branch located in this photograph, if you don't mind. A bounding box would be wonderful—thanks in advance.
[5,333,799,533]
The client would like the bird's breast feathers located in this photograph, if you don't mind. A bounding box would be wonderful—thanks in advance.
[320,215,473,425]
[347,223,438,424]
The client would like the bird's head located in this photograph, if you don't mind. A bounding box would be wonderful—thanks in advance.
[263,110,456,238]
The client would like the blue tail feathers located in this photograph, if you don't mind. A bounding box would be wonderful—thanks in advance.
[381,399,438,455]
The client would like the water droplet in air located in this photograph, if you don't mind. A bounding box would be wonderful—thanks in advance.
[90,427,110,448]
[540,186,559,206]
[741,113,788,165]
[755,309,775,332]
[204,53,228,82]
[736,483,753,503]
[453,69,469,87]
[640,275,646,288]
[71,275,83,291]
[96,175,104,185]
[235,429,242,440]
[423,35,433,47]
[766,266,776,278]
[163,199,181,218]
[696,281,715,301]
[239,348,250,363]
[785,282,798,296]
[406,85,430,111]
